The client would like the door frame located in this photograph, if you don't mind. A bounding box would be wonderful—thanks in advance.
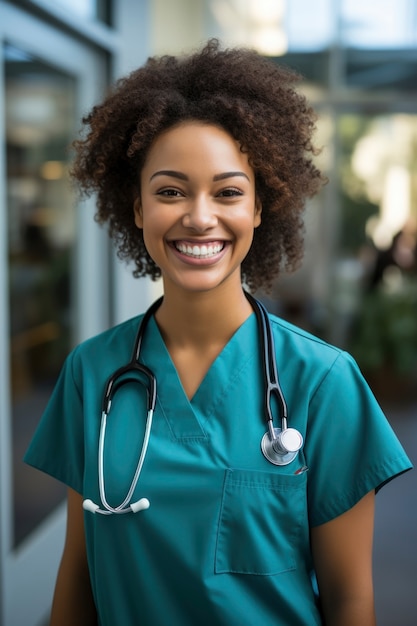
[0,3,109,624]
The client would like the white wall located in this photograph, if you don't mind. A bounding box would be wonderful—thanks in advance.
[150,0,206,55]
[111,0,163,324]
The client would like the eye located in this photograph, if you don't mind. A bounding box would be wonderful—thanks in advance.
[217,187,244,198]
[156,188,184,197]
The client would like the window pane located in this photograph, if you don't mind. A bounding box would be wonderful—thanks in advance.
[285,0,334,51]
[345,48,417,91]
[341,0,417,49]
[39,0,111,24]
[5,43,76,545]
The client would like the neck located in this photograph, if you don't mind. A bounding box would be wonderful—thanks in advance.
[154,283,253,349]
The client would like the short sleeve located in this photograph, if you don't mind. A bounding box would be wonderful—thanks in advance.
[305,351,412,526]
[24,347,85,495]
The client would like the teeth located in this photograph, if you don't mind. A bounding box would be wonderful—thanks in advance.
[176,242,223,259]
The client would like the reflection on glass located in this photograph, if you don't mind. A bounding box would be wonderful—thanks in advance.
[285,0,333,51]
[5,43,76,546]
[341,0,417,49]
[209,0,288,56]
[53,0,110,24]
[345,48,417,91]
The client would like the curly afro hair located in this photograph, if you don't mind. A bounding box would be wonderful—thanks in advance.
[71,39,324,292]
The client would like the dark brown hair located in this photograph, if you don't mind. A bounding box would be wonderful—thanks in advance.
[71,39,324,291]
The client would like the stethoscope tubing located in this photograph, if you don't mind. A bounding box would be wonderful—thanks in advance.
[85,300,162,515]
[245,293,289,430]
[83,292,302,515]
[97,407,154,513]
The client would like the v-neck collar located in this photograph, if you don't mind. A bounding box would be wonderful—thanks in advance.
[140,313,258,440]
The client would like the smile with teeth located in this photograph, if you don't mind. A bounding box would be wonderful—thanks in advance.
[174,241,225,259]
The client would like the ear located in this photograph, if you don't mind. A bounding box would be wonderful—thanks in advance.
[133,197,143,229]
[254,196,262,228]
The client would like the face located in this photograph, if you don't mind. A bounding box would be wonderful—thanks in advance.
[135,121,261,296]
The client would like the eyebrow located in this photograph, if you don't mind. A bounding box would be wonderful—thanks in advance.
[149,170,250,182]
[149,170,188,182]
[213,171,250,182]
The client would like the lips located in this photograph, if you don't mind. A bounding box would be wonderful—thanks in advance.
[173,241,225,259]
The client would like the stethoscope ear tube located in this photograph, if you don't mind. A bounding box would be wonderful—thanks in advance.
[100,297,163,415]
[244,292,303,466]
[85,301,163,516]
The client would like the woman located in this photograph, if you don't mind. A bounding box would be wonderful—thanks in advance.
[25,40,412,626]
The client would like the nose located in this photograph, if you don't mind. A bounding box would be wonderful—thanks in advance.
[182,196,217,231]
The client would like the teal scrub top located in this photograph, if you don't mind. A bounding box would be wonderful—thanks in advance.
[25,311,412,626]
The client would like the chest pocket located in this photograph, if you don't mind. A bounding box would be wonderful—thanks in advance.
[215,467,307,576]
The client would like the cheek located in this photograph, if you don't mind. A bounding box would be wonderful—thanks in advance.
[140,215,166,258]
[233,205,261,234]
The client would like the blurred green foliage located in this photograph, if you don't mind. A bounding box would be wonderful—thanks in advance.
[350,279,417,376]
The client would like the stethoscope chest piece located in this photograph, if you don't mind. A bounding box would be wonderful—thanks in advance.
[261,427,303,466]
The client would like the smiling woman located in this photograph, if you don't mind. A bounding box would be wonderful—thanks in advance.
[24,39,412,626]
[135,122,261,296]
[71,39,323,293]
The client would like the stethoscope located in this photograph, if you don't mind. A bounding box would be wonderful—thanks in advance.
[83,293,303,515]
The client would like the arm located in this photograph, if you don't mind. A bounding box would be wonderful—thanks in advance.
[311,490,376,626]
[50,488,98,626]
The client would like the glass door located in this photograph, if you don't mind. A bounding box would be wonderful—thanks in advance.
[6,40,75,547]
[0,3,108,624]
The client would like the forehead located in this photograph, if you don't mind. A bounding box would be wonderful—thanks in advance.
[141,121,253,175]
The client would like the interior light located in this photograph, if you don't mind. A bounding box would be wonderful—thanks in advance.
[247,0,285,24]
[41,161,64,180]
[252,27,288,56]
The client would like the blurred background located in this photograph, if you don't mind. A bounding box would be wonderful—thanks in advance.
[0,1,416,624]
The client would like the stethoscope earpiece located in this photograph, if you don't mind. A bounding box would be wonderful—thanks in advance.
[83,497,150,514]
[83,499,100,513]
[130,497,150,513]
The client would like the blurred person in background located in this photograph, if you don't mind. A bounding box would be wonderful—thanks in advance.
[367,217,417,290]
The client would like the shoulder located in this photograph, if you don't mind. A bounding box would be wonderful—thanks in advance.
[266,312,366,403]
[268,312,347,367]
[69,315,144,373]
